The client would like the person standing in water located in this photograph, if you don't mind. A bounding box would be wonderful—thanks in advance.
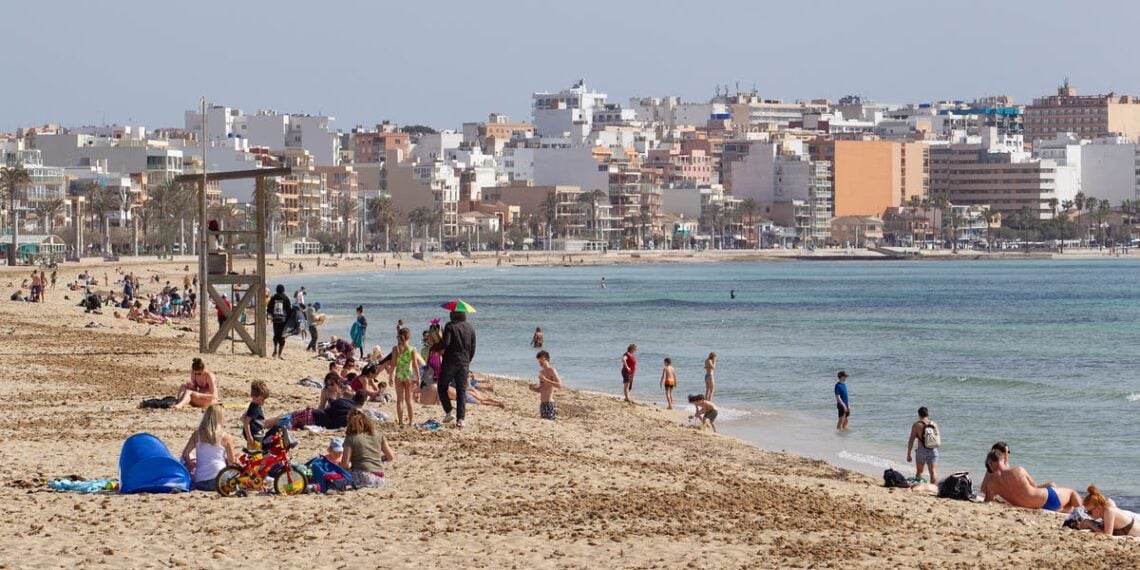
[659,357,677,410]
[621,343,637,403]
[531,327,544,348]
[703,352,717,400]
[834,371,850,431]
[600,277,606,289]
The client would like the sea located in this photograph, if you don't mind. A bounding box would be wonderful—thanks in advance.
[283,257,1140,509]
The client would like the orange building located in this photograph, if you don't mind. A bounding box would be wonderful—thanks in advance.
[817,140,928,217]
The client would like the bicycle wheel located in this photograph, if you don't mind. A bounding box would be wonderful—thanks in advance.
[215,466,243,497]
[273,465,307,496]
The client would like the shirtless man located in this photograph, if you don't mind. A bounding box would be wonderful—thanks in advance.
[981,449,1081,513]
[530,350,562,420]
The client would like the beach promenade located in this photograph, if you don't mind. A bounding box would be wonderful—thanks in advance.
[0,255,1137,568]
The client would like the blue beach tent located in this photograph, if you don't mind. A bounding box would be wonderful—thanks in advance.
[118,433,190,494]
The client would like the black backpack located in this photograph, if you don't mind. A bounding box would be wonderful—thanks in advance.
[938,472,973,500]
[883,468,909,488]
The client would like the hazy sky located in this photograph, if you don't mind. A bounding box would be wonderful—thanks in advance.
[4,0,1139,133]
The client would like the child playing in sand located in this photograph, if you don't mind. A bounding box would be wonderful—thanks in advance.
[688,394,718,433]
[530,350,563,420]
[242,380,269,448]
[660,357,677,409]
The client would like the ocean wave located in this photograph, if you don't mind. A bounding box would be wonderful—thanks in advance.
[1127,393,1140,402]
[836,450,899,471]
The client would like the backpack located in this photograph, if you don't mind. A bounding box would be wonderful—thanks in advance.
[306,456,354,493]
[921,421,941,449]
[883,468,909,488]
[271,299,286,323]
[938,472,972,500]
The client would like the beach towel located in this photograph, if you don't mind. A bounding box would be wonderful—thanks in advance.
[49,478,119,493]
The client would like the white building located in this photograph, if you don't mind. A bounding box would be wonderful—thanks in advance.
[185,106,340,166]
[32,133,183,184]
[532,80,608,142]
[1033,132,1084,206]
[1080,137,1140,205]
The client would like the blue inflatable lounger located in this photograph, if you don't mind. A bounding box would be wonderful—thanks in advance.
[118,433,190,494]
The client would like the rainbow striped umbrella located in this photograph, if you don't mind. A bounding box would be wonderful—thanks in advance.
[440,299,477,313]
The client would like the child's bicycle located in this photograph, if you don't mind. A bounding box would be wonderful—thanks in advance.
[216,417,308,496]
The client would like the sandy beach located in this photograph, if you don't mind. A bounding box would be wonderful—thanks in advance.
[0,255,1137,569]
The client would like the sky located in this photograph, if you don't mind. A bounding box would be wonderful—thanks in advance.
[3,0,1139,133]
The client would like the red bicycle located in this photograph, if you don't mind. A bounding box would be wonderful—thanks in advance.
[216,419,307,496]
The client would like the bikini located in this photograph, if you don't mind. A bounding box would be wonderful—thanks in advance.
[1114,518,1136,536]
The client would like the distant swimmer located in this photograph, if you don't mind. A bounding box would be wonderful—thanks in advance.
[730,289,735,299]
[600,277,606,289]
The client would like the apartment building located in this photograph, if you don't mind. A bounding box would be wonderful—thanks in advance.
[814,139,928,218]
[351,123,410,164]
[1024,83,1140,143]
[929,144,1056,219]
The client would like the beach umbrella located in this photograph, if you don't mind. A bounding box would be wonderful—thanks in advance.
[440,299,477,313]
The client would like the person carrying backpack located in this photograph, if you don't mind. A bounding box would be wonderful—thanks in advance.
[906,406,941,484]
[268,284,292,359]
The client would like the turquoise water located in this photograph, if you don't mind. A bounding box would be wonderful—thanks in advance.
[286,259,1140,504]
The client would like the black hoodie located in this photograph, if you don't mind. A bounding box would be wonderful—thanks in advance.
[435,311,476,367]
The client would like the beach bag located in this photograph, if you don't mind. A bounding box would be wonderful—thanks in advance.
[938,472,972,500]
[271,299,287,323]
[883,468,909,488]
[306,456,354,493]
[922,421,941,449]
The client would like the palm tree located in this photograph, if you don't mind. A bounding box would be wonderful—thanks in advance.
[336,198,358,252]
[981,208,999,251]
[83,182,118,255]
[931,195,950,249]
[739,198,759,248]
[367,196,397,252]
[541,191,560,244]
[207,202,243,231]
[1095,198,1112,245]
[148,179,195,254]
[34,197,66,236]
[1074,191,1087,244]
[577,189,607,242]
[1,166,31,265]
[408,207,433,241]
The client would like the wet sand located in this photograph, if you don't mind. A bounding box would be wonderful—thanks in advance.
[0,258,1137,568]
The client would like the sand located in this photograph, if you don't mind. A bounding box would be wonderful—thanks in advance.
[0,255,1137,569]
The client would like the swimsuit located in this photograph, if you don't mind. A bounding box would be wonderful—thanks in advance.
[664,378,676,388]
[704,409,718,421]
[1042,486,1062,512]
[540,401,557,420]
[394,347,415,383]
[1115,518,1136,536]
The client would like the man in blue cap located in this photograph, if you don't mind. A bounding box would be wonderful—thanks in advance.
[305,301,324,352]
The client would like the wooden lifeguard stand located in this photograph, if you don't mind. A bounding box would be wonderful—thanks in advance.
[176,167,291,357]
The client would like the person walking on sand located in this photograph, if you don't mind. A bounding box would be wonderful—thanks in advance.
[621,343,638,403]
[688,394,718,432]
[530,350,562,420]
[659,357,677,409]
[981,449,1081,513]
[305,302,324,352]
[433,310,476,428]
[704,352,717,400]
[351,305,368,359]
[906,406,940,484]
[834,371,850,431]
[268,284,292,359]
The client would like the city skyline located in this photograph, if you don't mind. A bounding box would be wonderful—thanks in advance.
[6,0,1140,132]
